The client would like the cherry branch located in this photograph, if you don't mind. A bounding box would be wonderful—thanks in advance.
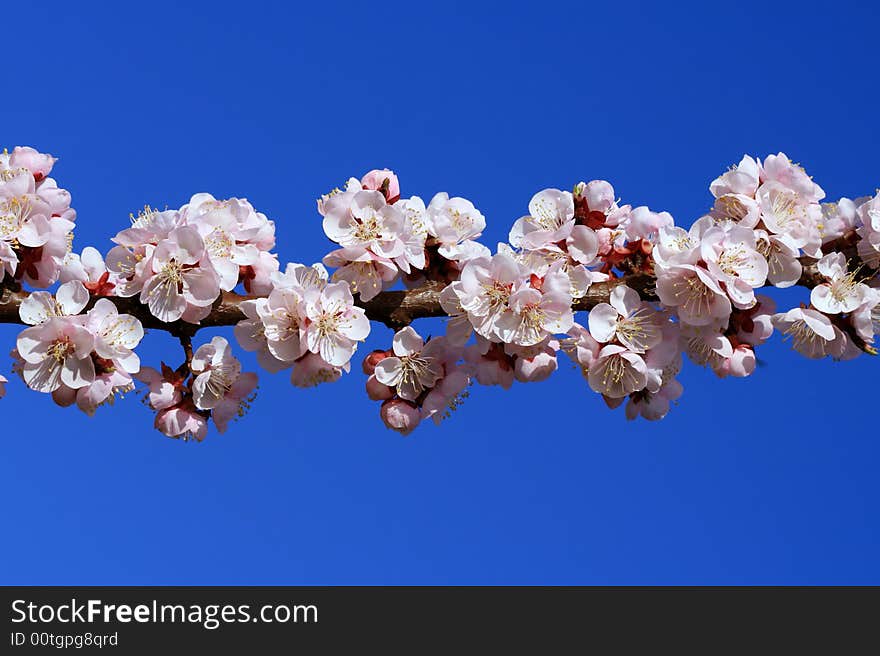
[0,257,826,334]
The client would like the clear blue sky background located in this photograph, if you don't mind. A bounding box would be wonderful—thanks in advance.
[2,1,878,584]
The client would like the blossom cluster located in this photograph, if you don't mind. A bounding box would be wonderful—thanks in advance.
[318,169,489,300]
[2,146,879,441]
[234,262,370,384]
[1,147,76,288]
[12,281,143,414]
[363,326,470,435]
[137,336,257,441]
[101,193,279,323]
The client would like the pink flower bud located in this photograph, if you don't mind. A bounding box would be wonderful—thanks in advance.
[361,169,400,203]
[362,349,390,375]
[380,399,421,436]
[366,374,394,401]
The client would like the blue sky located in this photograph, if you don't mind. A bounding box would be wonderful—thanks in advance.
[2,0,878,584]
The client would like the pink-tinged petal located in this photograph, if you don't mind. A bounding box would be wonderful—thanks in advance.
[609,285,640,318]
[10,146,56,177]
[56,280,89,316]
[318,334,355,367]
[16,324,51,363]
[392,326,423,357]
[171,227,205,264]
[142,275,186,323]
[321,281,355,309]
[266,331,305,362]
[81,247,105,276]
[344,308,370,341]
[182,267,220,306]
[567,225,599,264]
[19,291,57,325]
[211,257,241,291]
[374,357,403,386]
[800,309,836,340]
[588,303,618,343]
[16,215,52,247]
[192,371,222,410]
[61,355,95,389]
[23,359,63,392]
[114,350,141,374]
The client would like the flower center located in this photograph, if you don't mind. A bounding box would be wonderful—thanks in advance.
[205,227,233,259]
[0,197,29,239]
[354,212,383,243]
[48,337,74,363]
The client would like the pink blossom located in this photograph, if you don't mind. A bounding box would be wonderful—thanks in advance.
[191,336,243,410]
[425,193,486,261]
[511,339,559,383]
[420,368,470,424]
[464,342,515,389]
[373,327,445,400]
[655,264,732,326]
[587,345,648,398]
[155,401,209,442]
[810,253,867,314]
[625,379,683,421]
[588,284,662,352]
[16,317,95,392]
[509,188,575,250]
[772,307,841,359]
[136,365,184,411]
[233,298,291,374]
[140,227,220,323]
[710,155,760,198]
[700,223,768,308]
[303,282,370,367]
[212,372,257,433]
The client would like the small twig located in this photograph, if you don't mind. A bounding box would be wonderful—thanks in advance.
[179,333,194,370]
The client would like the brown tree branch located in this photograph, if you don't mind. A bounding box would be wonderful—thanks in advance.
[0,258,827,335]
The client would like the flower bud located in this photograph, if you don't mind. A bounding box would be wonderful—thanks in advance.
[361,169,400,203]
[362,349,390,375]
[366,374,394,401]
[380,398,421,436]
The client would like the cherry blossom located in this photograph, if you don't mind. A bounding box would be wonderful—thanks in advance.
[772,308,842,359]
[587,345,648,398]
[373,327,445,400]
[655,264,732,326]
[303,282,370,367]
[587,285,662,353]
[810,253,867,314]
[2,145,880,437]
[425,193,486,261]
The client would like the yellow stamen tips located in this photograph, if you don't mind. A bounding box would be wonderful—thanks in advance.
[130,205,158,228]
[353,213,382,242]
[481,281,511,309]
[48,338,74,363]
[0,196,31,239]
[782,321,829,355]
